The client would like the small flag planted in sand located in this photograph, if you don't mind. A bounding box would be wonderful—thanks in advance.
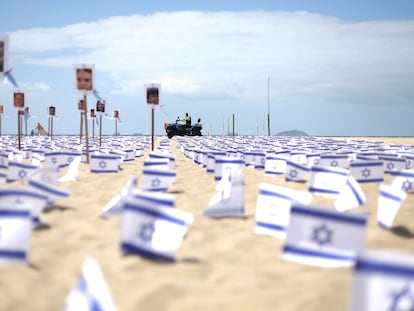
[6,160,39,183]
[379,155,406,174]
[143,158,170,171]
[285,159,309,182]
[204,175,244,218]
[319,153,350,169]
[390,169,414,193]
[100,176,138,217]
[120,199,193,262]
[58,156,81,182]
[213,156,244,182]
[308,166,349,198]
[350,160,384,183]
[334,176,366,212]
[264,155,287,175]
[255,183,313,239]
[282,203,368,267]
[90,154,121,173]
[64,257,118,311]
[0,206,31,264]
[351,250,414,311]
[141,168,176,192]
[28,179,70,206]
[30,166,60,186]
[377,184,406,229]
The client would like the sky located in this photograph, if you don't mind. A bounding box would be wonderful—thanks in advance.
[0,0,414,136]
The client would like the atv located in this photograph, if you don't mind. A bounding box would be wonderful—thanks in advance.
[164,117,203,139]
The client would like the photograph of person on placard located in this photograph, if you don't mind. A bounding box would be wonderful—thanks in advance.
[49,106,56,117]
[113,110,119,119]
[0,35,8,74]
[75,65,94,92]
[78,99,85,111]
[0,105,3,114]
[96,101,105,113]
[90,109,95,118]
[146,87,159,105]
[13,92,25,109]
[0,41,4,73]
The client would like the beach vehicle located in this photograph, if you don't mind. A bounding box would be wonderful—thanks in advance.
[164,117,203,139]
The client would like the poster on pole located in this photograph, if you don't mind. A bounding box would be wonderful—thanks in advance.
[145,83,161,107]
[96,100,105,114]
[113,110,119,119]
[0,105,3,114]
[13,91,25,111]
[74,64,95,94]
[78,99,86,111]
[90,109,96,118]
[0,34,9,74]
[48,106,56,117]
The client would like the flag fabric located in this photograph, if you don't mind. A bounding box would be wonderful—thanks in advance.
[306,152,321,168]
[0,206,31,264]
[44,151,64,168]
[28,179,70,206]
[282,203,368,267]
[389,169,414,193]
[334,176,366,212]
[148,151,175,170]
[285,159,309,182]
[90,154,121,173]
[264,155,287,175]
[350,160,384,183]
[377,184,407,229]
[213,156,244,181]
[0,152,9,169]
[204,176,244,218]
[100,176,138,218]
[120,198,194,262]
[206,151,226,174]
[0,189,49,227]
[59,156,81,182]
[64,257,118,311]
[308,166,349,198]
[143,158,170,171]
[6,160,39,183]
[255,183,313,239]
[30,166,60,187]
[141,168,176,192]
[3,69,19,88]
[319,153,350,169]
[351,250,414,311]
[379,155,406,174]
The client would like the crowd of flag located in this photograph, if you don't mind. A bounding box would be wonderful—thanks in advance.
[1,133,414,310]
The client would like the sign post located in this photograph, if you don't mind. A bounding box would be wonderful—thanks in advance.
[145,83,161,151]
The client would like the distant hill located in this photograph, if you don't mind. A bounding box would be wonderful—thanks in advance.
[276,129,308,136]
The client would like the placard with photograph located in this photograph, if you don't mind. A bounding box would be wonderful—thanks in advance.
[96,101,105,114]
[13,92,25,110]
[145,84,161,106]
[113,110,119,119]
[74,64,95,93]
[0,105,3,114]
[48,106,56,117]
[0,34,9,74]
[90,109,96,118]
[78,99,86,111]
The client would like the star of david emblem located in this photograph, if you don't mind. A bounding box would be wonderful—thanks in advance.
[51,157,57,164]
[361,168,371,178]
[261,157,266,165]
[330,160,338,167]
[18,169,27,179]
[387,162,395,170]
[402,179,413,192]
[406,160,411,169]
[312,224,333,246]
[389,285,414,311]
[139,223,155,243]
[288,169,298,179]
[67,156,73,163]
[151,177,161,188]
[313,158,320,165]
[99,160,107,169]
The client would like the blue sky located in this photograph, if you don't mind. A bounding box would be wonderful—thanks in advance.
[1,0,414,136]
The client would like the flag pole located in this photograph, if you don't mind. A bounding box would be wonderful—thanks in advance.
[84,94,90,163]
[151,107,155,151]
[17,110,21,150]
[267,76,271,136]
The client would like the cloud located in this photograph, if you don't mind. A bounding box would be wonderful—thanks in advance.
[8,10,414,106]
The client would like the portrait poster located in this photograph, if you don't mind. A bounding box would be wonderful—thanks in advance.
[90,109,96,118]
[96,100,105,114]
[74,64,95,94]
[13,91,25,111]
[78,99,86,111]
[0,105,3,114]
[48,106,56,117]
[145,83,161,106]
[113,110,119,119]
[0,34,9,74]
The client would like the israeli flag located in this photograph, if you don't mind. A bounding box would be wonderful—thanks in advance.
[0,206,31,264]
[64,257,118,311]
[283,203,368,267]
[204,176,244,218]
[28,179,70,206]
[90,154,120,173]
[377,184,406,229]
[390,169,414,193]
[350,160,384,183]
[44,151,63,168]
[334,176,366,212]
[206,151,226,174]
[30,166,60,187]
[351,250,414,311]
[379,155,406,174]
[120,198,194,262]
[148,151,175,170]
[0,152,9,169]
[143,158,170,171]
[253,151,266,170]
[213,156,244,182]
[0,189,48,227]
[0,171,6,184]
[255,183,313,239]
[306,152,321,168]
[264,155,286,175]
[141,168,176,192]
[59,156,81,182]
[308,166,349,198]
[285,159,309,182]
[122,149,135,162]
[6,160,39,183]
[319,153,350,169]
[290,151,308,165]
[60,151,82,168]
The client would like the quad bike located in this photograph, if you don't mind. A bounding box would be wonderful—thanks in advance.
[164,117,203,139]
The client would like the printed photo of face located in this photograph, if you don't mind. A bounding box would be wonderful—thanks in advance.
[13,92,25,108]
[146,87,159,105]
[96,101,105,113]
[0,105,3,114]
[76,68,93,91]
[90,109,96,118]
[49,106,56,116]
[113,110,119,119]
[78,99,85,111]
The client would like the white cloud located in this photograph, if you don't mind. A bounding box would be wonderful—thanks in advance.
[8,10,414,106]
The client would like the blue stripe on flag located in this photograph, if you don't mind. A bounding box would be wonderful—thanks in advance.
[134,196,174,207]
[143,170,176,177]
[348,182,365,206]
[358,178,384,183]
[0,210,31,217]
[256,221,285,232]
[283,245,355,262]
[121,242,174,262]
[351,162,383,167]
[259,189,292,201]
[124,203,187,225]
[28,180,69,197]
[308,187,340,195]
[311,166,348,176]
[380,190,404,202]
[355,259,414,277]
[290,205,367,225]
[0,250,26,260]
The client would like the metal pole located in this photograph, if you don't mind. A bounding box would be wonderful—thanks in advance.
[17,111,21,150]
[151,107,155,151]
[99,114,102,147]
[232,113,235,136]
[267,76,271,136]
[84,94,90,163]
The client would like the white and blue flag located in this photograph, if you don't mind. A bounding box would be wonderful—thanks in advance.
[121,199,193,262]
[90,154,121,173]
[350,160,384,183]
[379,155,406,174]
[141,168,176,192]
[334,176,366,212]
[264,155,286,175]
[390,169,414,193]
[351,250,414,311]
[308,166,349,198]
[283,203,368,267]
[377,184,406,229]
[213,156,244,182]
[285,159,309,182]
[6,160,39,183]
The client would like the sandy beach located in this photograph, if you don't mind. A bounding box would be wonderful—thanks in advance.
[1,136,414,311]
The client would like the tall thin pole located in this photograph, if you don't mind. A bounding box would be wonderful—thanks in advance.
[99,114,102,147]
[115,119,118,136]
[232,113,235,136]
[17,111,21,150]
[84,94,89,163]
[267,76,271,136]
[151,107,155,151]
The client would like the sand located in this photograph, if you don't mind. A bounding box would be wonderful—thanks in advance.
[1,136,414,311]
